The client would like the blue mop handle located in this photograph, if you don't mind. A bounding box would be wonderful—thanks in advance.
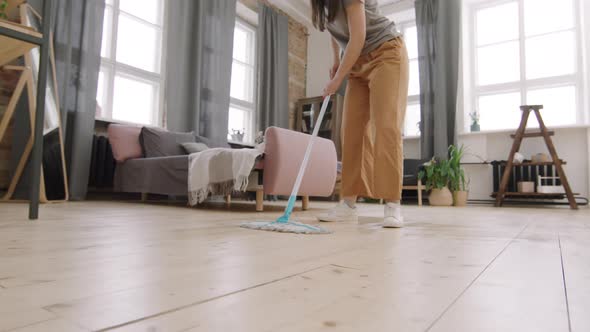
[277,95,332,222]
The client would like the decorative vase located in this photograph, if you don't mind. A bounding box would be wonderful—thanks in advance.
[453,191,469,207]
[470,123,480,132]
[231,133,244,142]
[429,187,453,206]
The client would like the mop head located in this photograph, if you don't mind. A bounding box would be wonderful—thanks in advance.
[240,97,334,235]
[240,220,331,234]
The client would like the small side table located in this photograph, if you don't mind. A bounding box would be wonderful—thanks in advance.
[0,6,54,220]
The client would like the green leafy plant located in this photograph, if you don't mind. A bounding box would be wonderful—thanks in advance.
[0,0,8,20]
[448,145,468,192]
[469,111,480,126]
[418,158,451,191]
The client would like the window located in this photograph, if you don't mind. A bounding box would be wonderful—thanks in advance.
[389,19,421,137]
[97,0,166,126]
[471,0,581,131]
[229,20,257,143]
[399,22,421,137]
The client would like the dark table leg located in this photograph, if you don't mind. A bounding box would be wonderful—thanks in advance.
[29,0,53,220]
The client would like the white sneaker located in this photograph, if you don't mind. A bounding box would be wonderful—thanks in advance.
[317,202,358,223]
[383,202,404,228]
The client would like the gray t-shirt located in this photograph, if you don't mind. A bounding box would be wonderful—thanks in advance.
[326,0,401,55]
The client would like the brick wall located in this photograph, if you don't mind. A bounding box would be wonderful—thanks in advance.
[239,0,308,129]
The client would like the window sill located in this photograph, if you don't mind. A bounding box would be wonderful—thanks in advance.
[96,116,140,126]
[403,136,420,141]
[458,124,590,137]
[95,116,160,129]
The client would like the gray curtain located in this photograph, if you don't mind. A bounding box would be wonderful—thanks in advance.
[257,5,289,130]
[18,0,104,200]
[415,0,461,159]
[165,0,237,146]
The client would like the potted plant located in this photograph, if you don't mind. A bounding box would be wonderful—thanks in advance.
[0,0,8,19]
[418,158,453,206]
[448,145,469,206]
[470,111,480,132]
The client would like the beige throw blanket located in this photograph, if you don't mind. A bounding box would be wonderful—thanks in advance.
[188,146,264,206]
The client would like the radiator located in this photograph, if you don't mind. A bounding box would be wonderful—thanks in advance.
[89,135,116,189]
[491,161,561,193]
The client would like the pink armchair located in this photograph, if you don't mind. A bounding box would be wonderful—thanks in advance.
[250,127,338,211]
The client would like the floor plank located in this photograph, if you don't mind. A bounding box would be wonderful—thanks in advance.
[559,229,590,332]
[116,237,511,332]
[8,319,87,332]
[0,308,54,332]
[0,201,587,332]
[429,234,569,332]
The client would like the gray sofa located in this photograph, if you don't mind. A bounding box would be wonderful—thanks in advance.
[107,124,338,211]
[112,126,231,197]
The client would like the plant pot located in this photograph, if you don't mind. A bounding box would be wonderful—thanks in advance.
[5,0,25,20]
[429,187,453,206]
[470,123,480,132]
[453,191,469,206]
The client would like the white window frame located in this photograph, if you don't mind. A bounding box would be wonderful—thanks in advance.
[399,20,421,138]
[229,18,257,143]
[98,0,167,126]
[468,0,585,131]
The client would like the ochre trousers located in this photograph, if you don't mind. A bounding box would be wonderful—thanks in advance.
[341,37,409,201]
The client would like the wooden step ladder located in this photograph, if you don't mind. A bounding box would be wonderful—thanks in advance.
[494,105,578,209]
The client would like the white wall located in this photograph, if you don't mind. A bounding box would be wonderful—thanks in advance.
[587,129,590,196]
[306,29,333,97]
[236,2,258,26]
[582,0,590,196]
[581,0,590,124]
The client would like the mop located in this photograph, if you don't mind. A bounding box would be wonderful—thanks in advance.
[240,96,332,234]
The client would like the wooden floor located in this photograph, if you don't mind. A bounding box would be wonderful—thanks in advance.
[0,200,588,332]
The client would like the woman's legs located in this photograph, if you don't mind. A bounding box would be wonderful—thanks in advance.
[367,41,409,202]
[318,39,408,226]
[341,77,371,200]
[367,40,408,227]
[317,76,369,223]
[343,196,358,208]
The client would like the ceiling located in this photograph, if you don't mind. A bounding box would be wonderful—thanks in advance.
[272,0,413,27]
[379,0,406,5]
[289,0,405,6]
[288,0,407,8]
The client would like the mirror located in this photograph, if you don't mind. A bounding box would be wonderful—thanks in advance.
[19,3,68,201]
[20,3,60,134]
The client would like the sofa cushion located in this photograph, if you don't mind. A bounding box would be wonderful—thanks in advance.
[114,155,189,196]
[181,142,209,154]
[107,124,143,162]
[140,127,195,158]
